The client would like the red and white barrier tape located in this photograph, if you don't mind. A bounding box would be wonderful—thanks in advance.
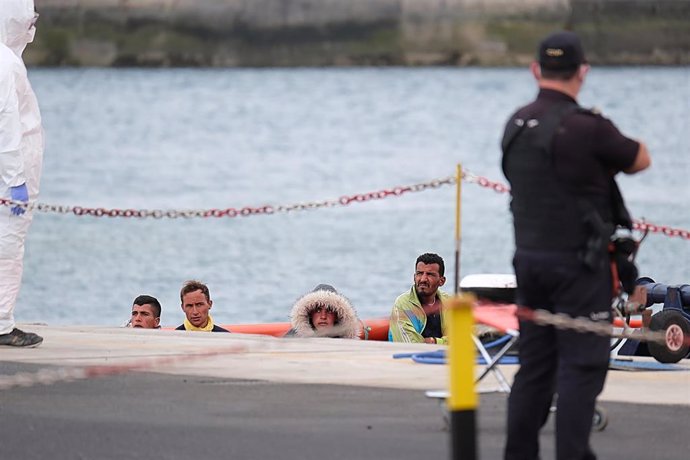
[0,344,246,391]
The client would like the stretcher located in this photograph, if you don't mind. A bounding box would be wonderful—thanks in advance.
[423,274,518,413]
[462,274,520,393]
[425,274,608,431]
[471,302,520,392]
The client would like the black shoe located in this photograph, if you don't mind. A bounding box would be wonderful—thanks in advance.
[0,328,43,348]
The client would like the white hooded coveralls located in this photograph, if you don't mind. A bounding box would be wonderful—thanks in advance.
[0,0,44,334]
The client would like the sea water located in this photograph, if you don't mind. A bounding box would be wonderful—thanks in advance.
[16,66,690,326]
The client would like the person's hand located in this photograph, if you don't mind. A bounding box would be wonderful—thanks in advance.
[9,184,28,216]
[424,337,436,344]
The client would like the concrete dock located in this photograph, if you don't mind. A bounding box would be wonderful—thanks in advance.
[1,325,689,459]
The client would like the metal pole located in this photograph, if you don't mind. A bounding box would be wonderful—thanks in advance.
[454,164,462,295]
[448,293,477,460]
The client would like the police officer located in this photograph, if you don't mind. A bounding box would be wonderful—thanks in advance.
[501,31,650,460]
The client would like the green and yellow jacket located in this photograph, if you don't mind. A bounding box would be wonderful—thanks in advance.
[388,286,450,344]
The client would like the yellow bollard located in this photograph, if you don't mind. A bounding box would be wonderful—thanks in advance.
[447,293,477,460]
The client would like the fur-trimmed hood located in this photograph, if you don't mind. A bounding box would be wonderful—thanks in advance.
[288,287,360,339]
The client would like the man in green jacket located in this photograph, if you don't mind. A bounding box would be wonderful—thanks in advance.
[389,253,450,344]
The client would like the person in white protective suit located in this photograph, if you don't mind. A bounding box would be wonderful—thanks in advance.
[0,0,44,347]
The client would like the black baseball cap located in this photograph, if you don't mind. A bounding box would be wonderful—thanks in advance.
[538,31,587,70]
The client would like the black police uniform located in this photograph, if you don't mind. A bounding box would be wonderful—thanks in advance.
[502,88,639,460]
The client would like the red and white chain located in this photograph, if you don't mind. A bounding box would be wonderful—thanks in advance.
[1,170,687,240]
[0,176,455,219]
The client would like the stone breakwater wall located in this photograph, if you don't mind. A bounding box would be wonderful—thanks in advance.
[27,0,690,66]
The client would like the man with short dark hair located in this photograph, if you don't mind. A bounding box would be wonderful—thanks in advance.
[388,253,449,344]
[128,295,162,329]
[501,30,650,460]
[176,280,229,332]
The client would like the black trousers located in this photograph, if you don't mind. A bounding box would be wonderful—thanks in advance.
[504,249,612,460]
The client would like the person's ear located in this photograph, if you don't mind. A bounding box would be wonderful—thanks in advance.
[530,61,541,81]
[439,276,446,287]
[154,317,161,328]
[577,64,589,81]
[208,300,213,310]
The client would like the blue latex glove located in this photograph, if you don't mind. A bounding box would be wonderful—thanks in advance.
[9,184,29,216]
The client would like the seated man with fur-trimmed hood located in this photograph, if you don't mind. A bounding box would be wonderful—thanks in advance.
[284,284,360,339]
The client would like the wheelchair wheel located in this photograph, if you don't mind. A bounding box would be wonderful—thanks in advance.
[648,309,690,364]
[592,405,608,432]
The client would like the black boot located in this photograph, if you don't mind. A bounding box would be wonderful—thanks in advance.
[0,328,43,347]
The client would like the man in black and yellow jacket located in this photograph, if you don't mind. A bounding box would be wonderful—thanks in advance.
[176,280,229,333]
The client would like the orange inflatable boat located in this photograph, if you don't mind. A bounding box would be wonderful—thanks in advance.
[223,318,390,341]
